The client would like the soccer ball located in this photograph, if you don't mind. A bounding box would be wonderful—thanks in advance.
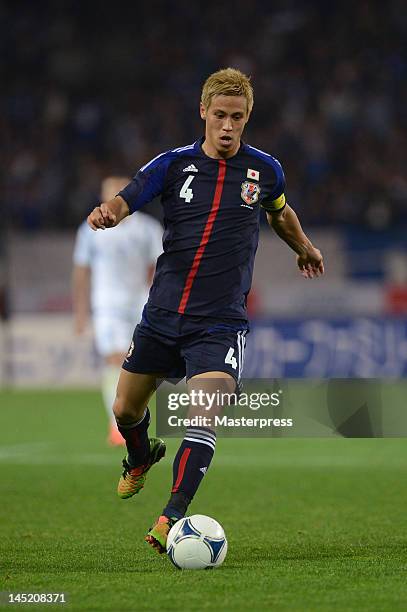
[166,514,228,570]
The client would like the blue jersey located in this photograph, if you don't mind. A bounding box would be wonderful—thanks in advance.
[119,138,286,320]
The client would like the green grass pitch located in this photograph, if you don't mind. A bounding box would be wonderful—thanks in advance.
[0,389,406,611]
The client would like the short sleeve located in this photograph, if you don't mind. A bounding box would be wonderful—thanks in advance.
[118,151,175,213]
[260,156,287,212]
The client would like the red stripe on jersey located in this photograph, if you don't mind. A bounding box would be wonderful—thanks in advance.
[171,447,191,492]
[178,159,227,314]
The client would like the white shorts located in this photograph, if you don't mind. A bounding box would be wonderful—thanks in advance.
[93,313,141,357]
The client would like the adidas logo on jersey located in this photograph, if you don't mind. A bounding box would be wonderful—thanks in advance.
[183,164,198,173]
[199,467,207,475]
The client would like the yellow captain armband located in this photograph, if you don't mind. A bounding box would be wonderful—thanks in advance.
[261,193,286,212]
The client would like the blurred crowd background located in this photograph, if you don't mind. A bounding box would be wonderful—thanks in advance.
[1,0,407,384]
[3,0,407,230]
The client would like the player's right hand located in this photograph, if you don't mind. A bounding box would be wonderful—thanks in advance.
[297,247,324,279]
[87,203,117,231]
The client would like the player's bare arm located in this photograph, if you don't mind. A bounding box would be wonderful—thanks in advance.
[266,205,324,279]
[87,195,129,231]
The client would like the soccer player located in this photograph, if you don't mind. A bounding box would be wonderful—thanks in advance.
[87,68,324,552]
[73,176,163,445]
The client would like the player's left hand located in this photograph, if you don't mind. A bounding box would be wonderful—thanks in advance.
[297,247,324,279]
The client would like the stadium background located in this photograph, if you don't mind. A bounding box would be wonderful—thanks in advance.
[1,1,406,385]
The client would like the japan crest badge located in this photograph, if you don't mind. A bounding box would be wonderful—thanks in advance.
[241,180,261,207]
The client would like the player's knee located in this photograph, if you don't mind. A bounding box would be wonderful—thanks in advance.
[113,396,143,424]
[113,397,133,422]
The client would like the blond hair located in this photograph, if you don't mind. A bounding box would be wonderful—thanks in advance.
[201,68,254,116]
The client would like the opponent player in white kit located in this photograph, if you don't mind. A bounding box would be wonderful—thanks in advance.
[72,176,163,445]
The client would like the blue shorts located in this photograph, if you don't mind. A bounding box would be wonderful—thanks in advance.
[122,303,249,383]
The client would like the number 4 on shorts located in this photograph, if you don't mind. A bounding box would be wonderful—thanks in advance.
[225,347,237,370]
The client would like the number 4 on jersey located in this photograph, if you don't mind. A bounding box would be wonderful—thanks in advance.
[225,347,237,370]
[180,175,195,203]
